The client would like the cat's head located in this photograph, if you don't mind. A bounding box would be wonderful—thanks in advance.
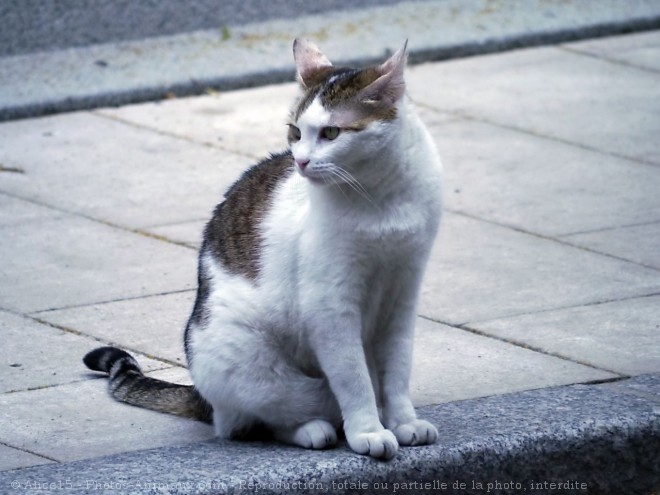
[288,39,408,188]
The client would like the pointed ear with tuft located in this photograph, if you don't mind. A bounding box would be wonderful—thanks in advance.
[293,38,333,89]
[355,40,408,108]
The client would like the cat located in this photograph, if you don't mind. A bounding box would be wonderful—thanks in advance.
[84,38,443,460]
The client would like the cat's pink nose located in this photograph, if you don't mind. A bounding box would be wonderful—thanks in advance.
[296,159,310,171]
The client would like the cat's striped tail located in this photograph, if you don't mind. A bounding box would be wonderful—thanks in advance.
[83,347,212,424]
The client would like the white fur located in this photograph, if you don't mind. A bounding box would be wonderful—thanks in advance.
[188,75,442,459]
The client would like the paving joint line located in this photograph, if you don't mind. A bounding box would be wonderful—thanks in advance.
[0,188,198,251]
[558,218,660,237]
[4,376,109,395]
[420,314,627,377]
[2,364,182,396]
[418,310,651,377]
[91,109,261,161]
[557,236,660,272]
[132,227,198,250]
[140,217,208,230]
[451,291,660,326]
[558,44,660,75]
[418,314,628,376]
[446,208,660,274]
[418,102,660,169]
[0,442,59,463]
[30,288,196,316]
[578,376,631,386]
[26,315,187,370]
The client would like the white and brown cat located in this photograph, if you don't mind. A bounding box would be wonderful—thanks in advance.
[84,38,443,460]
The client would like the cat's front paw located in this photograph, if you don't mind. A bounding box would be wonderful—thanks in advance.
[392,419,438,446]
[348,429,398,460]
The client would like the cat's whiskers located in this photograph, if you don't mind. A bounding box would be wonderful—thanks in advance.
[328,165,379,209]
[326,173,350,201]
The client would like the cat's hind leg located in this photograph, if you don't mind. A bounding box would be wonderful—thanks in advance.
[273,419,337,450]
[212,407,258,439]
[189,322,340,445]
[211,403,338,450]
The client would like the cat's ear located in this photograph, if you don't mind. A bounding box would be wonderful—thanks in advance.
[293,38,333,88]
[356,40,408,108]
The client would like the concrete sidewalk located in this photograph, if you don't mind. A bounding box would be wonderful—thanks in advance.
[1,29,660,494]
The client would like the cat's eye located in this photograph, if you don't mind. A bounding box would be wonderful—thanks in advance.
[288,125,301,142]
[321,126,340,140]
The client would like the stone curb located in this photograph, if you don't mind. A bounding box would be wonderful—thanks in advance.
[1,0,660,122]
[2,374,658,494]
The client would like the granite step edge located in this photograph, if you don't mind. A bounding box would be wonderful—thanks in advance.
[1,374,658,494]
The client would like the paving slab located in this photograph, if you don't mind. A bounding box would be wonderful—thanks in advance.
[0,112,245,230]
[467,295,660,376]
[0,214,197,313]
[97,85,458,161]
[426,117,660,236]
[0,367,212,464]
[1,377,657,494]
[96,84,299,160]
[407,40,660,165]
[422,212,660,324]
[0,310,169,394]
[0,445,53,472]
[561,221,660,270]
[410,318,615,406]
[0,193,64,228]
[565,29,660,72]
[36,291,196,366]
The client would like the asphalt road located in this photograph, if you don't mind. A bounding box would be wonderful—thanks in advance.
[0,0,420,56]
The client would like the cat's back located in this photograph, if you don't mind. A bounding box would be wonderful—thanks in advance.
[201,151,295,281]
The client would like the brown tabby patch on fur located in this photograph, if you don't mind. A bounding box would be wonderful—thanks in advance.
[319,67,381,107]
[203,151,294,280]
[291,67,397,132]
